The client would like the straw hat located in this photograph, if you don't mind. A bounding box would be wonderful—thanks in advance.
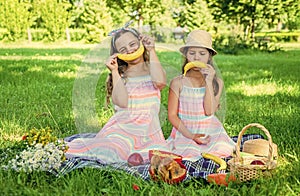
[179,30,217,56]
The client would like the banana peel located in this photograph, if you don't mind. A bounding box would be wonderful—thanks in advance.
[183,61,207,76]
[202,153,227,172]
[117,42,144,61]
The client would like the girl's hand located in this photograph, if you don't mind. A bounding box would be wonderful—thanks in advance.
[193,134,211,145]
[200,64,216,82]
[140,35,155,51]
[105,54,118,72]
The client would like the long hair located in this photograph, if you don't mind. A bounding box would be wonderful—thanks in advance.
[105,28,149,106]
[181,48,219,96]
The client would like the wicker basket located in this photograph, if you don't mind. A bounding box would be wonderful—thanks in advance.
[228,123,277,182]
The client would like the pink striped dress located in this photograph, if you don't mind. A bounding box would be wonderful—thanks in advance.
[167,84,235,161]
[66,75,169,164]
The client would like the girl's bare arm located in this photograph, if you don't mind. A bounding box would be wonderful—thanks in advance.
[168,78,195,139]
[106,54,128,108]
[141,35,166,90]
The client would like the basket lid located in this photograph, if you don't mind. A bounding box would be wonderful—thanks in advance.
[243,139,278,158]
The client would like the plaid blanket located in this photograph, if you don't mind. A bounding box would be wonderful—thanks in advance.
[49,134,263,181]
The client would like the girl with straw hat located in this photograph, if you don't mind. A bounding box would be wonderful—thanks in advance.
[167,30,235,161]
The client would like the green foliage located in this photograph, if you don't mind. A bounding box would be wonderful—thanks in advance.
[69,29,86,41]
[256,31,300,42]
[207,0,300,39]
[178,0,214,31]
[30,29,47,41]
[0,0,32,41]
[106,0,174,32]
[33,0,72,41]
[0,0,299,43]
[68,1,85,29]
[214,34,281,55]
[0,28,8,41]
[282,0,300,30]
[81,0,112,43]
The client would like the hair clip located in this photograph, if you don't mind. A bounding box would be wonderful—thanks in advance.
[108,20,134,36]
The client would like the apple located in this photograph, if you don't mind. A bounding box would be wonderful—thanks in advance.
[127,153,144,167]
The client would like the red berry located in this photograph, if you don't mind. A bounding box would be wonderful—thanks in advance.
[132,184,140,191]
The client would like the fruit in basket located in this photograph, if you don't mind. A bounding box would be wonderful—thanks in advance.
[149,155,161,178]
[127,153,144,166]
[149,151,186,184]
[183,61,207,76]
[117,42,144,61]
[250,160,265,165]
[149,150,182,162]
[158,157,186,184]
[202,153,227,172]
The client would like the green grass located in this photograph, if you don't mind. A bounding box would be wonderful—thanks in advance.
[0,43,299,195]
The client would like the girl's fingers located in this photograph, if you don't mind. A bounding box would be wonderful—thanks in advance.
[140,35,154,45]
[106,54,119,67]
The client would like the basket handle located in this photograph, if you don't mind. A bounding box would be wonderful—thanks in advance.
[235,123,274,165]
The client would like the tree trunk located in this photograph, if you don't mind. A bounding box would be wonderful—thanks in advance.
[27,28,32,43]
[250,18,255,40]
[66,27,71,43]
[244,25,249,41]
[276,19,282,32]
[138,16,143,33]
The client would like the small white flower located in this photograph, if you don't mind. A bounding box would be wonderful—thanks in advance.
[5,139,67,173]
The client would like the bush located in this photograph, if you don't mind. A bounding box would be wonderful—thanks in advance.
[69,29,86,41]
[256,31,300,42]
[213,35,252,55]
[213,35,281,55]
[30,29,47,41]
[0,28,8,41]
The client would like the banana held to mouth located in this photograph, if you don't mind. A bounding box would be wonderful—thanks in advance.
[117,42,145,61]
[183,61,207,76]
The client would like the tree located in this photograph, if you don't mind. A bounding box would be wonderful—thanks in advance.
[0,0,32,41]
[207,0,300,40]
[81,0,112,43]
[34,0,72,41]
[106,0,168,32]
[175,0,214,32]
[282,0,300,31]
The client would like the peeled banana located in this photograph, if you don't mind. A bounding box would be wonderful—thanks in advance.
[183,61,207,76]
[117,42,145,61]
[202,153,227,172]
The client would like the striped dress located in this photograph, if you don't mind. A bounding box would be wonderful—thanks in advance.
[167,85,235,161]
[65,75,169,164]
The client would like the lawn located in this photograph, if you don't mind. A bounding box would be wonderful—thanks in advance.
[0,42,299,195]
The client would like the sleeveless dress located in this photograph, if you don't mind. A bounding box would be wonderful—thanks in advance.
[65,75,169,164]
[167,84,235,161]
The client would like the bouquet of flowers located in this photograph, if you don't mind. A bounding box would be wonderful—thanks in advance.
[3,127,68,173]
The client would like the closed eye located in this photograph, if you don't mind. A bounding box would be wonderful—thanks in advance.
[119,48,126,54]
[130,42,137,47]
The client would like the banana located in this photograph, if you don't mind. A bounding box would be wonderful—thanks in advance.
[202,153,227,172]
[183,61,207,76]
[117,42,144,61]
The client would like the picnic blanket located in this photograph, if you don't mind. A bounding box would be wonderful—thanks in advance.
[49,134,263,182]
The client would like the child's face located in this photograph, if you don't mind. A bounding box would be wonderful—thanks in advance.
[115,32,140,54]
[186,47,210,63]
